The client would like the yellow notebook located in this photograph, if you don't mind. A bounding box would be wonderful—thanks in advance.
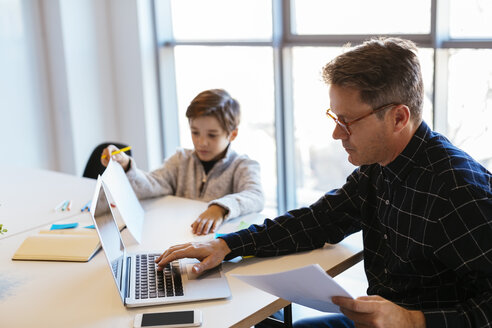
[12,229,100,262]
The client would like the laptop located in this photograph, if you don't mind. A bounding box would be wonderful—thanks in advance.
[90,176,231,307]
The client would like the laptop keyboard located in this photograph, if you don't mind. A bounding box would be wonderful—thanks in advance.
[135,253,184,299]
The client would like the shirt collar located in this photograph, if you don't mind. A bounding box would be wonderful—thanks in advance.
[382,121,431,183]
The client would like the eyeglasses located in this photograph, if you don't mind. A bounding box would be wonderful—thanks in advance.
[326,103,398,135]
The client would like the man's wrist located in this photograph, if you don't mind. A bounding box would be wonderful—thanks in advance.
[215,237,232,257]
[408,310,426,328]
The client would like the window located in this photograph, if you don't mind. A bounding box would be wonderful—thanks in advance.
[447,49,492,169]
[292,0,431,35]
[449,0,492,38]
[291,47,355,205]
[170,0,272,40]
[154,0,492,214]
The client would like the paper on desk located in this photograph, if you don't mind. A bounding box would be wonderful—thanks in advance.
[231,264,353,313]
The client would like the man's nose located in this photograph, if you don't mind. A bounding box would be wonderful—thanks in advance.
[332,124,348,140]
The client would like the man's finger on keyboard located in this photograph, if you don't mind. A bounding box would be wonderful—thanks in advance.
[155,243,190,265]
[156,245,195,269]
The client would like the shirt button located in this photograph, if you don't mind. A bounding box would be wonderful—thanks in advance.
[385,200,390,205]
[384,234,388,239]
[384,268,388,274]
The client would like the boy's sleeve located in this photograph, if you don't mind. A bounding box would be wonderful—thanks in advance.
[208,158,264,219]
[125,153,180,199]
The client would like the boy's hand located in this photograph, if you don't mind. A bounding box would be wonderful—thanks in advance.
[191,204,226,235]
[100,145,130,171]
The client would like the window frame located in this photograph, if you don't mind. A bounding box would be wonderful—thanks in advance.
[153,0,492,214]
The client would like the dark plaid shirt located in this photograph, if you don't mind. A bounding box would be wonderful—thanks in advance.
[222,121,492,327]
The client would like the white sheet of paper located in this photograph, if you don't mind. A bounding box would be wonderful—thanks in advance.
[102,160,144,244]
[231,264,353,313]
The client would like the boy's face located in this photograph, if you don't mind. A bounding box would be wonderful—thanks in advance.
[189,115,238,162]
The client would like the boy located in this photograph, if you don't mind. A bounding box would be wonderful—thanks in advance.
[101,89,264,235]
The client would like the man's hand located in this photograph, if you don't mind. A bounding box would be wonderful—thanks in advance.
[155,238,231,275]
[332,295,426,328]
[100,145,130,171]
[191,204,226,235]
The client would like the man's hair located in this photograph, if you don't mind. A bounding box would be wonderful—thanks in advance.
[322,37,424,122]
[186,89,240,134]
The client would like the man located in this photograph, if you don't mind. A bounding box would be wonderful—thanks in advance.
[155,37,492,327]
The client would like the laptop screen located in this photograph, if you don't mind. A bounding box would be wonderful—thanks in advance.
[91,179,126,302]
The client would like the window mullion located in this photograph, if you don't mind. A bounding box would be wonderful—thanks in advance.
[432,0,450,134]
[273,47,297,214]
[154,0,180,158]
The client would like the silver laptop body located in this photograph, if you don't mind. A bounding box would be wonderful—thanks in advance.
[90,177,231,307]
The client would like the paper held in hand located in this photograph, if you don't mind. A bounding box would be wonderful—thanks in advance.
[231,264,353,313]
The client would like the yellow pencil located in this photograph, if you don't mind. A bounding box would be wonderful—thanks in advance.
[101,146,132,159]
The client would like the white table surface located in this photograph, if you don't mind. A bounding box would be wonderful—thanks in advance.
[0,168,363,328]
[0,166,96,239]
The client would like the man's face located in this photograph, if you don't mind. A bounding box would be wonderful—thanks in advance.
[190,115,237,162]
[329,85,394,166]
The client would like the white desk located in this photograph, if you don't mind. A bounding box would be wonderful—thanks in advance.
[0,168,363,328]
[0,166,95,239]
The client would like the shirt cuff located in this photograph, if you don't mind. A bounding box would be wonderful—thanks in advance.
[219,229,256,260]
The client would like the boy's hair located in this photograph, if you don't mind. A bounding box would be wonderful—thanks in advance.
[186,89,241,134]
[322,37,424,123]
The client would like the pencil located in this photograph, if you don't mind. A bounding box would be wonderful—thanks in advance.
[61,200,69,211]
[101,146,132,159]
[81,200,91,212]
[54,200,67,211]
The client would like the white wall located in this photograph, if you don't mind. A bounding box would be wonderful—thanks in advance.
[0,0,163,175]
[108,0,163,172]
[0,0,55,169]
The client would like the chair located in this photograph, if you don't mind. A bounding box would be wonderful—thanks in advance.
[255,305,292,328]
[82,142,132,179]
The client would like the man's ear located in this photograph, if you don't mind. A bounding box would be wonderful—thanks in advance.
[392,105,410,133]
[228,128,238,142]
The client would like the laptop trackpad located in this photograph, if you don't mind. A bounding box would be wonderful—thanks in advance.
[186,264,222,280]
